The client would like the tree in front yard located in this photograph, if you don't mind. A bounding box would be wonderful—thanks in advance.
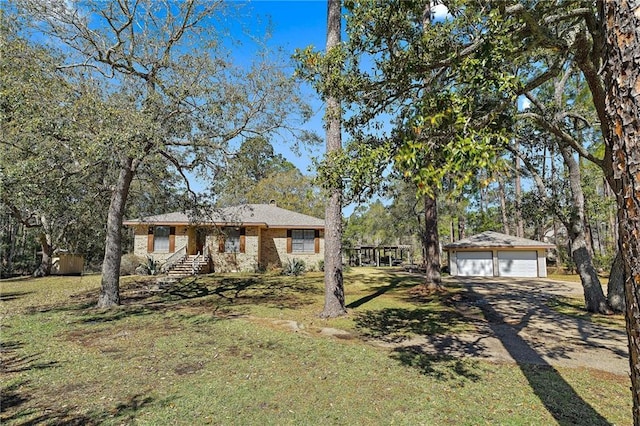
[321,0,347,318]
[14,0,310,307]
[600,0,640,422]
[0,18,109,276]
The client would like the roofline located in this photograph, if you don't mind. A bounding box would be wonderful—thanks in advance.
[347,245,412,249]
[123,221,187,226]
[443,244,555,250]
[123,220,324,229]
[266,225,324,229]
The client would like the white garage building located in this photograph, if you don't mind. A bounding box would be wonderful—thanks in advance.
[444,231,555,278]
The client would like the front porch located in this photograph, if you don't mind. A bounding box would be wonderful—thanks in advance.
[161,247,211,277]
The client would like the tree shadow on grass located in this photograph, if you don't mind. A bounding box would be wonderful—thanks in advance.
[347,274,420,309]
[2,337,152,423]
[156,275,320,310]
[354,307,468,343]
[0,380,30,416]
[109,394,154,421]
[1,340,58,374]
[391,345,482,382]
[0,291,35,302]
[1,389,153,426]
[59,274,321,324]
[353,299,482,383]
[463,283,613,426]
[0,338,76,425]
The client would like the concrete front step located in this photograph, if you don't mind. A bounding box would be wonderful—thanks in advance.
[166,255,209,276]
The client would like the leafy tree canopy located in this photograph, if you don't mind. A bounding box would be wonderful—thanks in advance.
[9,0,312,304]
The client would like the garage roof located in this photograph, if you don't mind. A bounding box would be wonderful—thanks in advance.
[444,231,555,250]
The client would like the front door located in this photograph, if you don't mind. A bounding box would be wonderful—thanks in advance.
[195,227,207,255]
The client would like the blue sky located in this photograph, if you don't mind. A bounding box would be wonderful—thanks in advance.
[235,0,328,174]
[212,1,449,215]
[221,0,452,179]
[186,1,330,202]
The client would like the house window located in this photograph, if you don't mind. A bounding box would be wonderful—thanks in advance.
[221,227,245,253]
[292,229,315,253]
[153,226,170,252]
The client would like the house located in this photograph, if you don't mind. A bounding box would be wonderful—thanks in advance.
[444,231,555,278]
[123,204,324,274]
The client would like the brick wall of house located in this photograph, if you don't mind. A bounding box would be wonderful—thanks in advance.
[207,226,259,272]
[132,225,188,263]
[260,228,324,271]
[130,224,325,273]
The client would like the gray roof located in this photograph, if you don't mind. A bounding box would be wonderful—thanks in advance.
[124,204,324,229]
[444,231,555,249]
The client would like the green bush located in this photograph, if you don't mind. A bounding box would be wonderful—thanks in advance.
[593,252,615,273]
[143,256,160,275]
[282,258,306,276]
[120,253,144,276]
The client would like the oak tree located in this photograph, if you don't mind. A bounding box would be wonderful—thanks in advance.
[16,0,310,307]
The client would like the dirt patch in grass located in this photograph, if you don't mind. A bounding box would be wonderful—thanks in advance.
[173,362,205,375]
[587,367,631,384]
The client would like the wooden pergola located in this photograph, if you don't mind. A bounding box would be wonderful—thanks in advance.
[346,244,412,267]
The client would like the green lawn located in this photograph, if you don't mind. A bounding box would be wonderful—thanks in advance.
[1,269,631,425]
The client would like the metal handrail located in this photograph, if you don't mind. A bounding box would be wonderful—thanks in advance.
[192,251,202,275]
[161,246,187,273]
[192,245,210,275]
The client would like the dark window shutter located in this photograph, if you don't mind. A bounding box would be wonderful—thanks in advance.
[239,228,246,253]
[286,229,292,253]
[314,229,320,254]
[218,233,225,253]
[169,227,176,253]
[147,227,154,253]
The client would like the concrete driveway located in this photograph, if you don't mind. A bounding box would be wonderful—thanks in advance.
[382,276,630,376]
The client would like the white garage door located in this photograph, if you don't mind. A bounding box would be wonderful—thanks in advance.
[456,251,493,276]
[498,251,538,277]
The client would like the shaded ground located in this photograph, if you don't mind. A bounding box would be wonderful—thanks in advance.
[371,276,629,376]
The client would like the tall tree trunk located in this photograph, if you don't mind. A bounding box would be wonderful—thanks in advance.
[423,193,442,290]
[609,208,618,251]
[498,177,510,235]
[5,221,18,277]
[601,2,640,422]
[450,220,456,242]
[514,141,525,237]
[320,0,346,318]
[559,144,610,314]
[551,145,560,250]
[418,2,442,292]
[33,218,53,277]
[608,250,626,312]
[584,206,596,258]
[97,158,135,308]
[458,213,466,240]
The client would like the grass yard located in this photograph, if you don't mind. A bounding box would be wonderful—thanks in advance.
[1,269,631,425]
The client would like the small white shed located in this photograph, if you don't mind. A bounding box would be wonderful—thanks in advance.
[444,231,554,278]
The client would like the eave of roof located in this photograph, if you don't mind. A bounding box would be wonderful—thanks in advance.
[443,231,555,250]
[123,204,324,229]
